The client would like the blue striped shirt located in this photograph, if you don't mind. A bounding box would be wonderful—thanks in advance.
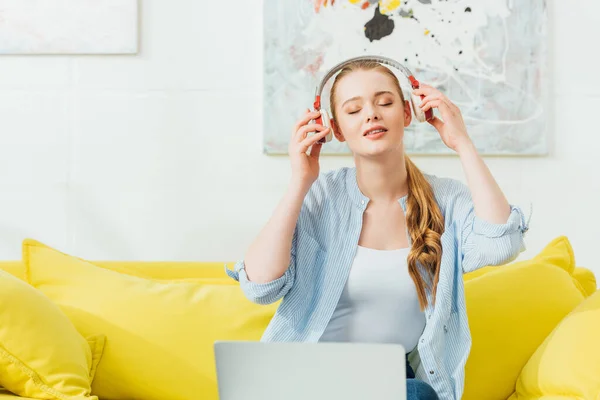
[226,167,529,400]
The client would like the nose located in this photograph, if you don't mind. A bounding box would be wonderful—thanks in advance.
[365,104,381,122]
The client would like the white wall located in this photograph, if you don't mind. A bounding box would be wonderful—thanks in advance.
[1,1,599,283]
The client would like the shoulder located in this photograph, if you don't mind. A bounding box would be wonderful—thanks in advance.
[422,173,472,217]
[315,167,351,191]
[423,173,469,198]
[304,167,350,206]
[296,167,350,231]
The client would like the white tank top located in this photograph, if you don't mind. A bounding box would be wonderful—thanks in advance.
[319,245,426,351]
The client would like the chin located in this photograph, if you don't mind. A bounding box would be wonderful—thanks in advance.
[354,136,404,157]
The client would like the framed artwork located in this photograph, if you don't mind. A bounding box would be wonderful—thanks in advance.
[263,0,547,155]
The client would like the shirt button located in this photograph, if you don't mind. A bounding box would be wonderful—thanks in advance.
[420,338,424,343]
[444,325,448,333]
[429,370,435,375]
[361,200,365,205]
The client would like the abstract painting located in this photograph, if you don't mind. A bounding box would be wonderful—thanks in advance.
[263,0,547,155]
[0,0,138,54]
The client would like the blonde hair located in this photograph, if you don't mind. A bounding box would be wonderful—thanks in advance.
[329,60,445,310]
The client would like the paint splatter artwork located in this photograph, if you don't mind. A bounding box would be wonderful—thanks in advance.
[263,0,547,155]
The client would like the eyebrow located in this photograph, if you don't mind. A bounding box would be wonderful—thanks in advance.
[341,91,395,108]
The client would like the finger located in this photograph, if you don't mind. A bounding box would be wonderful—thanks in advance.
[420,99,453,117]
[309,141,322,159]
[296,123,329,141]
[423,92,456,110]
[437,100,454,115]
[293,111,321,133]
[299,128,330,152]
[420,99,442,113]
[413,86,448,103]
[419,99,454,114]
[412,88,427,96]
[428,116,444,130]
[418,94,443,109]
[293,110,322,135]
[412,85,437,96]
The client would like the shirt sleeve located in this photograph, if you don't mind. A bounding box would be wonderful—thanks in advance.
[225,225,298,305]
[451,181,530,273]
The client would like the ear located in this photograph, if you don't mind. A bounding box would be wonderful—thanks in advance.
[332,119,346,142]
[403,100,412,127]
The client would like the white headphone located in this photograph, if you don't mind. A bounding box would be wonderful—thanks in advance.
[312,55,434,143]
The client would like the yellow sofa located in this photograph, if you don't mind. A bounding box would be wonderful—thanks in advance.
[0,236,598,400]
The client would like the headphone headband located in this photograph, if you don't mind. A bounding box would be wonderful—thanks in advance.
[313,55,421,110]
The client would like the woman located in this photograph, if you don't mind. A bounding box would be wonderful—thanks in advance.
[226,60,529,399]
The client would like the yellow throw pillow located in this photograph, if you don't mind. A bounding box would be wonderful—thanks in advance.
[92,261,233,280]
[509,289,600,400]
[573,267,597,297]
[0,269,104,400]
[23,239,278,400]
[462,236,586,400]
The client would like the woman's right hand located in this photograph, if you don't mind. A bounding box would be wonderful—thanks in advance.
[288,109,331,192]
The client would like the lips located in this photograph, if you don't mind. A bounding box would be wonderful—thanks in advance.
[363,126,388,137]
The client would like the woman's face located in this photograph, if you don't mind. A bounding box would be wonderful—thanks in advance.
[333,69,411,157]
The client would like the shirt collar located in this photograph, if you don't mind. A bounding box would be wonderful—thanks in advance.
[345,167,408,211]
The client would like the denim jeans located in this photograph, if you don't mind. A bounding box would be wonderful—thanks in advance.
[406,355,439,400]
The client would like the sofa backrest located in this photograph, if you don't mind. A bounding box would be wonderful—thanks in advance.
[0,260,235,282]
[0,260,595,295]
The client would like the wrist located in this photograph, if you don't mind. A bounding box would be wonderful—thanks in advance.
[455,138,476,156]
[287,178,312,198]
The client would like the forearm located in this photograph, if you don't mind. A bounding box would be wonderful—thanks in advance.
[243,184,308,283]
[457,140,511,224]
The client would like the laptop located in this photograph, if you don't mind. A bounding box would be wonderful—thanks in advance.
[214,341,407,400]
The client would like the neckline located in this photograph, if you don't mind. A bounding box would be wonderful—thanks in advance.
[345,167,409,211]
[357,245,410,253]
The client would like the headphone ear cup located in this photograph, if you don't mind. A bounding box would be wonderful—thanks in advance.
[410,92,428,123]
[318,109,334,143]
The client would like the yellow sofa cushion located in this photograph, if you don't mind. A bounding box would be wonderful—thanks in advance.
[462,236,587,400]
[0,262,26,281]
[509,289,600,400]
[0,387,38,399]
[0,269,104,400]
[23,239,277,400]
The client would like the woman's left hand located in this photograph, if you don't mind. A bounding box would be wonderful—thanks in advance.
[413,84,473,154]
